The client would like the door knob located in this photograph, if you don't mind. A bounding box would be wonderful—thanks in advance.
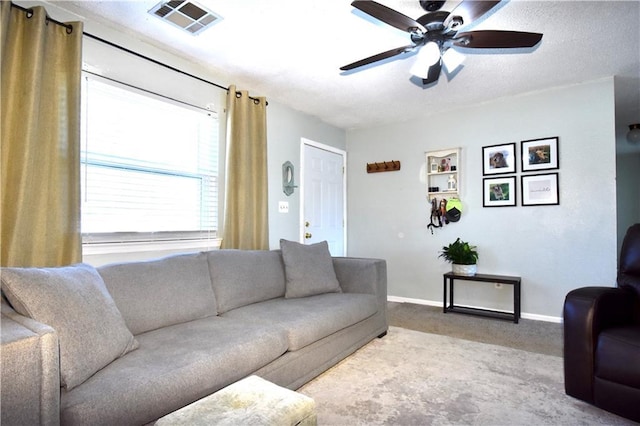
[305,232,312,239]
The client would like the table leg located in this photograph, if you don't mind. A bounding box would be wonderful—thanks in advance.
[443,276,447,313]
[514,281,521,324]
[449,278,455,309]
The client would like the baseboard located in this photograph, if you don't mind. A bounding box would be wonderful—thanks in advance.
[520,312,562,323]
[387,295,562,324]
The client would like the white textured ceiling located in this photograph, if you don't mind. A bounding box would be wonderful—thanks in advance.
[45,1,640,151]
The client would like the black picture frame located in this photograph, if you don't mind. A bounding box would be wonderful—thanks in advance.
[521,173,560,206]
[521,137,559,172]
[483,176,517,207]
[482,142,516,175]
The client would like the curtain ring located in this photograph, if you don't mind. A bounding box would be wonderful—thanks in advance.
[253,98,259,105]
[26,8,34,18]
[235,92,242,99]
[66,25,73,34]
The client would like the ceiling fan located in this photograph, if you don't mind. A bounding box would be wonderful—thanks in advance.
[340,0,543,85]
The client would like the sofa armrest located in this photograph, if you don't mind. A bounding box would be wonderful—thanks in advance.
[563,286,635,403]
[332,257,387,296]
[1,299,60,426]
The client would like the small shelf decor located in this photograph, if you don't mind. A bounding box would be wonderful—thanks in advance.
[426,148,461,233]
[426,148,460,201]
[438,237,478,276]
[366,160,400,173]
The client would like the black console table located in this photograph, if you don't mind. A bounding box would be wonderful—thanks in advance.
[443,272,521,324]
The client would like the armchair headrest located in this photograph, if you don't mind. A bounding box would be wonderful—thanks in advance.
[618,223,640,296]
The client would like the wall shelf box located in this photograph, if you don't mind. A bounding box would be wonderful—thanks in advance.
[426,148,460,201]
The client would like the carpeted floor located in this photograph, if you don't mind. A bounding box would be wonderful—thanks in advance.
[387,302,563,356]
[299,326,633,425]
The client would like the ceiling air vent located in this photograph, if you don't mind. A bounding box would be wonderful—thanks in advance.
[149,0,222,35]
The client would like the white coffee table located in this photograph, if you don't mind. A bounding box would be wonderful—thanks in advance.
[155,375,317,425]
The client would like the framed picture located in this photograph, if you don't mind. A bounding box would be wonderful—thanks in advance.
[483,176,517,207]
[521,173,559,206]
[482,143,516,175]
[521,137,559,172]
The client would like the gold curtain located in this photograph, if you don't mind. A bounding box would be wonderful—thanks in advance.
[1,3,83,267]
[221,85,268,250]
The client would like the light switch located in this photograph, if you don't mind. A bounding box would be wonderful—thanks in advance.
[278,201,289,213]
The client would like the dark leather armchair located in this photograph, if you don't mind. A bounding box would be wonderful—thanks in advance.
[563,223,640,422]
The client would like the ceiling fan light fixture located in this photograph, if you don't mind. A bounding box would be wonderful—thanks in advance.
[442,48,465,73]
[627,124,640,144]
[409,41,441,78]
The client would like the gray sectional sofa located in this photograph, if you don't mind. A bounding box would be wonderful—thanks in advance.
[0,241,387,425]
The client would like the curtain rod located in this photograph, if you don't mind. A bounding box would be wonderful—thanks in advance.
[84,32,266,106]
[11,2,74,34]
[9,2,266,105]
[83,32,227,92]
[83,70,216,115]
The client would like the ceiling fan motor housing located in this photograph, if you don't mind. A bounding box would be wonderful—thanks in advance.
[417,11,449,30]
[419,1,446,12]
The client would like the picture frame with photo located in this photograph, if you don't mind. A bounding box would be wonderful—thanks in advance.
[483,176,517,207]
[482,143,516,175]
[521,173,559,206]
[521,137,559,172]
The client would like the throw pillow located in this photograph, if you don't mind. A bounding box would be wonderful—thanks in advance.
[1,263,139,390]
[280,239,341,298]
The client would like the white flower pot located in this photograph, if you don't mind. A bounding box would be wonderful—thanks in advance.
[452,264,477,276]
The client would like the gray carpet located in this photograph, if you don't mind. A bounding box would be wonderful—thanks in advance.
[299,326,633,425]
[387,302,563,357]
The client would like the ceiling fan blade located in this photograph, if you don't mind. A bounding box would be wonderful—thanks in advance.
[453,30,543,48]
[340,45,415,71]
[448,0,501,26]
[422,59,442,84]
[351,0,424,33]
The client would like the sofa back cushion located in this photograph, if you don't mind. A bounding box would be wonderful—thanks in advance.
[98,252,216,335]
[280,239,341,298]
[206,250,286,314]
[1,263,138,390]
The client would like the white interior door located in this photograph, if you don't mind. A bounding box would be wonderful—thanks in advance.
[301,140,346,256]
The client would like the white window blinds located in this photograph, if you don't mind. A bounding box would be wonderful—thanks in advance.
[81,74,219,241]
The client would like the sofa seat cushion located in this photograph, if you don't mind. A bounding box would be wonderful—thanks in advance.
[596,325,640,388]
[98,252,217,335]
[222,293,378,351]
[60,316,288,426]
[207,250,286,314]
[1,264,138,391]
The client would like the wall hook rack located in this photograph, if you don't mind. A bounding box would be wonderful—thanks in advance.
[366,160,401,173]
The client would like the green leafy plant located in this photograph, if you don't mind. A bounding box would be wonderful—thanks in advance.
[438,238,479,265]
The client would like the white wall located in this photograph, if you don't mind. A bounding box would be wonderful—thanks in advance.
[266,103,346,249]
[346,78,618,320]
[616,152,640,252]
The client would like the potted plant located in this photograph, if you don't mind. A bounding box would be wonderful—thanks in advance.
[439,237,479,276]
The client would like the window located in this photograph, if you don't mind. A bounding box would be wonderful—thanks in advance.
[81,74,219,243]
